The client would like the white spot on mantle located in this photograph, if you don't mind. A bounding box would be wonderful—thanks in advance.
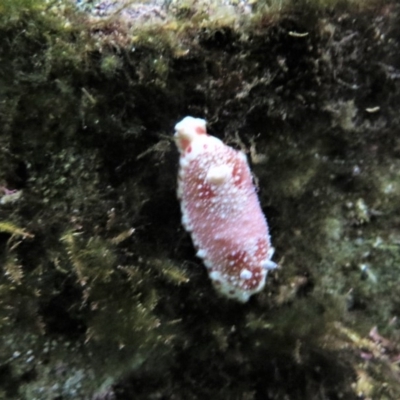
[240,269,253,280]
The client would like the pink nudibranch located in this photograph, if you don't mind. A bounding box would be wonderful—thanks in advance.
[174,116,276,302]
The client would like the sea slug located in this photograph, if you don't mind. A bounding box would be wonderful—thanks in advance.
[174,116,276,302]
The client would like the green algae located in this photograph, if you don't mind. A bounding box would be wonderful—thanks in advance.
[0,0,399,398]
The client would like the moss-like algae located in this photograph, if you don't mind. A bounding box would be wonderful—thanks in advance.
[0,0,400,398]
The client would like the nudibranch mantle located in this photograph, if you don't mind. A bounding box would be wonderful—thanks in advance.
[174,116,276,302]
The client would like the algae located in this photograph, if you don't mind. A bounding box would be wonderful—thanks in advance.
[0,0,399,398]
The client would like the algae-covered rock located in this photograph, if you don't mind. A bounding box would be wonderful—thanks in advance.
[0,0,400,398]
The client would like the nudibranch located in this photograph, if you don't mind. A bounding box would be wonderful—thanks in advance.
[174,116,276,302]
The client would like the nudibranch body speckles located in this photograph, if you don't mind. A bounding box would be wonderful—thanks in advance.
[174,116,276,302]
